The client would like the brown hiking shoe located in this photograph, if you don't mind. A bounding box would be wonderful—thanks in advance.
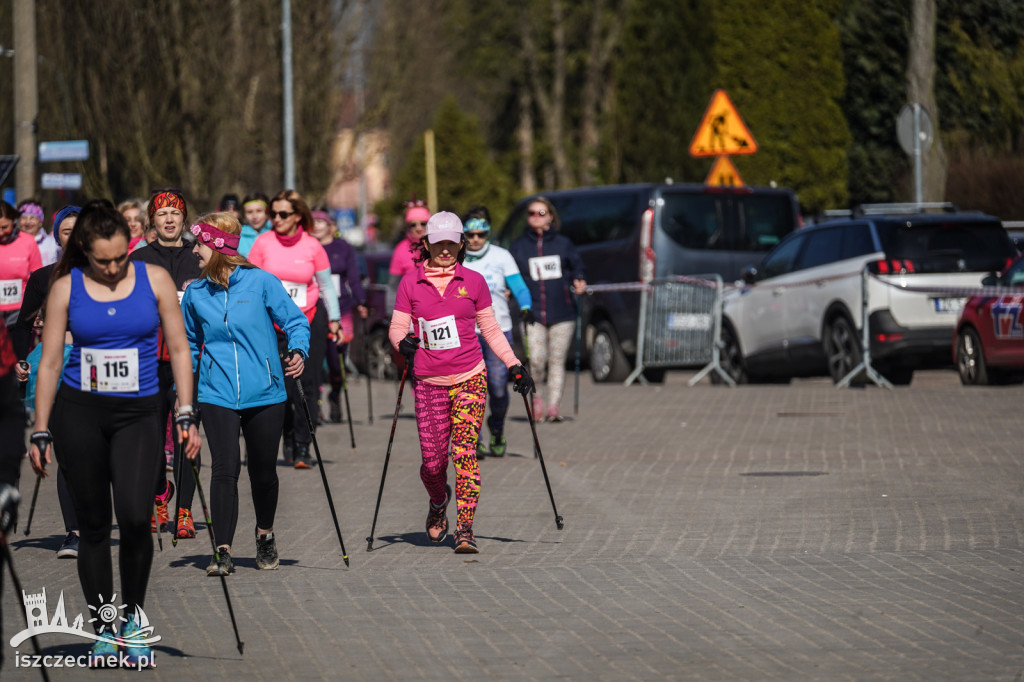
[425,485,451,543]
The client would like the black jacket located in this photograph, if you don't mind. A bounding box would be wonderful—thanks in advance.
[510,229,586,326]
[130,241,202,291]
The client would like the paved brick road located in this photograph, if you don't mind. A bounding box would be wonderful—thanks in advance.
[3,369,1023,680]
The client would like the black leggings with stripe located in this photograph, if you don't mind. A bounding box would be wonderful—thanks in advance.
[51,384,162,629]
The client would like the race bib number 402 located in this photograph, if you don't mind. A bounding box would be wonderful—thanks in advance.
[528,255,562,281]
[81,348,140,393]
[418,315,461,351]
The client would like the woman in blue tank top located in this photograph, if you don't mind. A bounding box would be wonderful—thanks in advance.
[27,200,201,669]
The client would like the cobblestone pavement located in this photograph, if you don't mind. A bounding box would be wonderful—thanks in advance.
[2,369,1023,680]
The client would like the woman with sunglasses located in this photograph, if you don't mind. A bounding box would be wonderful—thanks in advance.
[29,199,201,667]
[131,189,202,538]
[387,200,430,289]
[509,197,587,423]
[181,212,309,576]
[390,212,534,553]
[461,205,532,458]
[247,190,341,468]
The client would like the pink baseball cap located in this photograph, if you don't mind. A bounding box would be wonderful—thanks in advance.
[425,211,464,244]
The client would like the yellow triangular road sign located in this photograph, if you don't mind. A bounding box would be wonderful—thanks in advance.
[689,90,758,157]
[705,156,744,187]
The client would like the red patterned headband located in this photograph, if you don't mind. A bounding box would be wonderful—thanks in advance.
[149,191,187,221]
[190,222,240,255]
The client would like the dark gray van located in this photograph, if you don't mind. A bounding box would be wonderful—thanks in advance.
[494,183,800,381]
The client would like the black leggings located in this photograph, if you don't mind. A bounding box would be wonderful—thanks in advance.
[154,361,199,508]
[201,401,284,548]
[278,301,326,445]
[50,384,162,625]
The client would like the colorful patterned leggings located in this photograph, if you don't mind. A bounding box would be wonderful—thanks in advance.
[414,373,487,529]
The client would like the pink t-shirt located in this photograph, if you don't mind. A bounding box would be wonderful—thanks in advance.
[248,230,330,319]
[393,263,495,377]
[388,237,419,277]
[0,232,43,311]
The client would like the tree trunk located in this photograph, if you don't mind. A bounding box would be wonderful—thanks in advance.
[906,0,946,202]
[579,0,624,186]
[523,0,570,189]
[518,79,537,194]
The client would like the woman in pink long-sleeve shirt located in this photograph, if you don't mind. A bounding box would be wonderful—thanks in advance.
[0,201,43,327]
[389,211,534,554]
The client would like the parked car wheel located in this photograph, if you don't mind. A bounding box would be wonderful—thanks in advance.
[713,322,748,384]
[824,317,864,386]
[956,328,989,385]
[589,321,630,382]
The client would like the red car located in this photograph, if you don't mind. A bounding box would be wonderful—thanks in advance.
[954,254,1024,384]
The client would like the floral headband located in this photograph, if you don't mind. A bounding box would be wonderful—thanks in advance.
[190,222,240,255]
[20,203,44,221]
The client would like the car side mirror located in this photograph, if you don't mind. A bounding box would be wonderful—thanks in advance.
[742,267,758,285]
[981,273,997,287]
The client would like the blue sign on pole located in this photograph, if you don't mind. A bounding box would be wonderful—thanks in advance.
[38,140,90,163]
[40,173,83,190]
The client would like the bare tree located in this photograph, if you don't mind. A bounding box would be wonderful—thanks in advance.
[579,0,626,185]
[522,0,570,189]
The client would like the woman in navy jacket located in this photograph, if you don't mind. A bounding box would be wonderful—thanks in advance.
[509,197,586,422]
[181,213,309,576]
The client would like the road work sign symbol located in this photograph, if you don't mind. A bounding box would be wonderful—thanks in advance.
[689,90,758,157]
[705,156,744,187]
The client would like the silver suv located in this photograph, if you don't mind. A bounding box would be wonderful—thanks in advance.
[720,205,1015,385]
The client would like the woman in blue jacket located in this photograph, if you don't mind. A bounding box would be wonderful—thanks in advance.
[181,213,309,576]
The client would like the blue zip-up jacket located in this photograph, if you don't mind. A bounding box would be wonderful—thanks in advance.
[181,265,310,410]
[238,220,271,258]
[509,228,586,326]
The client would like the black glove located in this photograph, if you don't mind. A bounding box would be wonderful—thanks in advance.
[509,364,534,396]
[0,483,20,536]
[398,334,420,360]
[521,308,536,325]
[30,431,53,461]
[174,407,200,436]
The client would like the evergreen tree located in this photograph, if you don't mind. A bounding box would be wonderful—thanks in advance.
[839,0,912,206]
[379,95,517,238]
[714,0,850,213]
[611,0,715,184]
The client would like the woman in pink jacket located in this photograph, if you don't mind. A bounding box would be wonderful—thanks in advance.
[389,212,534,553]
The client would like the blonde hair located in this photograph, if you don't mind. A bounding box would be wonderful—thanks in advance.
[197,212,251,288]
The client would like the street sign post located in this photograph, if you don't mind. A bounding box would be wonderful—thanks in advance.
[705,156,744,187]
[38,140,89,163]
[40,173,83,190]
[897,104,933,206]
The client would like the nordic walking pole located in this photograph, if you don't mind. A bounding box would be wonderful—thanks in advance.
[574,295,582,416]
[188,454,244,655]
[366,363,409,551]
[2,528,53,682]
[22,474,41,536]
[171,423,184,547]
[337,340,356,449]
[362,314,373,425]
[519,319,540,459]
[291,357,350,566]
[522,394,564,530]
[153,499,163,552]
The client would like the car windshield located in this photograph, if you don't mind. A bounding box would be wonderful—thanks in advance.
[661,192,793,251]
[876,221,1013,273]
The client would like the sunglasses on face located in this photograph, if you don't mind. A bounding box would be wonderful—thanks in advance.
[271,211,295,219]
[465,232,488,239]
[528,209,548,217]
[407,221,427,228]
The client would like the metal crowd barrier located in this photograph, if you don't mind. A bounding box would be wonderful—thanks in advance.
[585,275,734,387]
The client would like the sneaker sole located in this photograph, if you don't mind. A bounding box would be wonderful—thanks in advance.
[56,550,78,559]
[294,461,312,469]
[206,566,233,576]
[257,559,280,570]
[454,542,479,554]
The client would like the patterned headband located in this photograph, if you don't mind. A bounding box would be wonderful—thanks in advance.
[20,203,44,221]
[149,191,187,220]
[190,222,240,256]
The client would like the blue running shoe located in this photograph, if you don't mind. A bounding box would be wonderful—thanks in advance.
[87,638,119,668]
[119,615,155,668]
